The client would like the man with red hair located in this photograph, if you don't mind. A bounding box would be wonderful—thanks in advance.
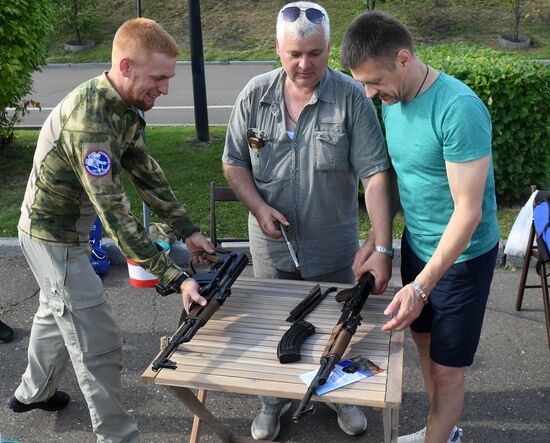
[9,18,213,442]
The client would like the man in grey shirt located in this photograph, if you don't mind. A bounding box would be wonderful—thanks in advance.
[221,2,393,440]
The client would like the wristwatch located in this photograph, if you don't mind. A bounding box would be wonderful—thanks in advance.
[374,245,394,259]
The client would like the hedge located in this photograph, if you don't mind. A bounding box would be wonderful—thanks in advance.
[330,45,550,205]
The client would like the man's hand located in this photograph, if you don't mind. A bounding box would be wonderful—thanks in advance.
[352,231,375,279]
[352,232,391,294]
[185,232,215,266]
[255,205,288,239]
[180,278,206,313]
[354,250,391,294]
[381,283,425,331]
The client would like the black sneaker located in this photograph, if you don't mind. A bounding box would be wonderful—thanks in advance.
[9,390,70,413]
[0,320,14,343]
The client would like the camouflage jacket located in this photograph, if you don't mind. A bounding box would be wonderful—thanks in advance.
[19,73,198,286]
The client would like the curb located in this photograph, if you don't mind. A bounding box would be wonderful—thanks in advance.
[44,60,277,69]
[0,237,523,269]
[39,60,550,68]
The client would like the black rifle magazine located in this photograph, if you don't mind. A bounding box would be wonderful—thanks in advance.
[277,320,316,364]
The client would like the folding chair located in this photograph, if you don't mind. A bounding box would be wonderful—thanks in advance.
[515,190,550,350]
[209,181,251,258]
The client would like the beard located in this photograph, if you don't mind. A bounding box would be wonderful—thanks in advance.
[124,85,156,111]
[127,94,154,111]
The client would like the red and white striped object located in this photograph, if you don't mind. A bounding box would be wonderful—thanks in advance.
[127,258,159,288]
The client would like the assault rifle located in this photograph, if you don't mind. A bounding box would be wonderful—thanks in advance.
[151,251,249,372]
[292,272,375,422]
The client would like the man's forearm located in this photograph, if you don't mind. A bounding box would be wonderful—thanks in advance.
[363,171,393,248]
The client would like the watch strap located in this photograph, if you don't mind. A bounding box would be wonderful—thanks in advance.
[374,245,394,259]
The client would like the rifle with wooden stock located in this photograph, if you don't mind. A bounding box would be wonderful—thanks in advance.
[151,251,249,372]
[292,272,375,422]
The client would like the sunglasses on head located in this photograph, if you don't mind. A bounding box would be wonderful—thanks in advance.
[281,6,325,24]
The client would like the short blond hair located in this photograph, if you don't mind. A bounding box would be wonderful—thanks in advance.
[112,18,179,65]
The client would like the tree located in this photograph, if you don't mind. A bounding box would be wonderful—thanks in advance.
[511,0,536,42]
[363,0,387,10]
[0,0,54,149]
[56,0,99,46]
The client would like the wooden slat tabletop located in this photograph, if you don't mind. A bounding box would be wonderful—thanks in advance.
[142,277,403,410]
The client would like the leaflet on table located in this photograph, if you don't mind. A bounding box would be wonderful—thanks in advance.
[299,355,384,395]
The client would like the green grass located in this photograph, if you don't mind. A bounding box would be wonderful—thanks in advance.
[46,0,550,62]
[1,127,520,240]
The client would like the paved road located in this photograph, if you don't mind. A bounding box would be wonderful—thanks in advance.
[1,244,550,442]
[16,61,275,127]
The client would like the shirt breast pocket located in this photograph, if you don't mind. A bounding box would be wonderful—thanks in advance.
[248,127,275,182]
[250,144,273,182]
[314,123,349,172]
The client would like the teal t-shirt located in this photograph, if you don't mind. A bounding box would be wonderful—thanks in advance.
[382,72,500,263]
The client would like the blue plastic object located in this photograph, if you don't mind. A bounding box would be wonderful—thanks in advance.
[89,216,110,278]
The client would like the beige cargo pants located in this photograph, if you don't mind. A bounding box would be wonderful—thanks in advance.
[16,231,139,443]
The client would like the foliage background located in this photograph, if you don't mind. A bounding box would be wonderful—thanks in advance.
[1,0,548,236]
[0,0,53,147]
[44,0,550,62]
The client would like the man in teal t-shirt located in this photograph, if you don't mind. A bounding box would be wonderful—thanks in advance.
[341,10,500,443]
[383,72,499,264]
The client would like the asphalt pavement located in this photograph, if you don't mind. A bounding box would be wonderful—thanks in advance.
[1,240,549,443]
[15,61,275,127]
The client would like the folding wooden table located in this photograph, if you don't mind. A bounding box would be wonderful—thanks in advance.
[141,277,403,442]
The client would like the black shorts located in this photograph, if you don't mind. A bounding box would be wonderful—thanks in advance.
[401,233,498,367]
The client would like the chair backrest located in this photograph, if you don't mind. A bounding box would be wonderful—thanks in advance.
[209,181,248,249]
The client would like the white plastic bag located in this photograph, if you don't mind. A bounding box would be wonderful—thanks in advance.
[504,190,538,257]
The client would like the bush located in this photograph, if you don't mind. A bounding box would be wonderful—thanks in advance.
[0,0,54,148]
[330,45,550,205]
[419,45,550,204]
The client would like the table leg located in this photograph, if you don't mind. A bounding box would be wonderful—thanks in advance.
[166,386,256,443]
[383,406,399,443]
[190,389,208,443]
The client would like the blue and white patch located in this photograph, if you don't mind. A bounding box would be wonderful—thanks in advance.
[84,150,112,177]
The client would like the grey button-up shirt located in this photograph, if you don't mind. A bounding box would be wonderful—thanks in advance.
[223,67,389,277]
